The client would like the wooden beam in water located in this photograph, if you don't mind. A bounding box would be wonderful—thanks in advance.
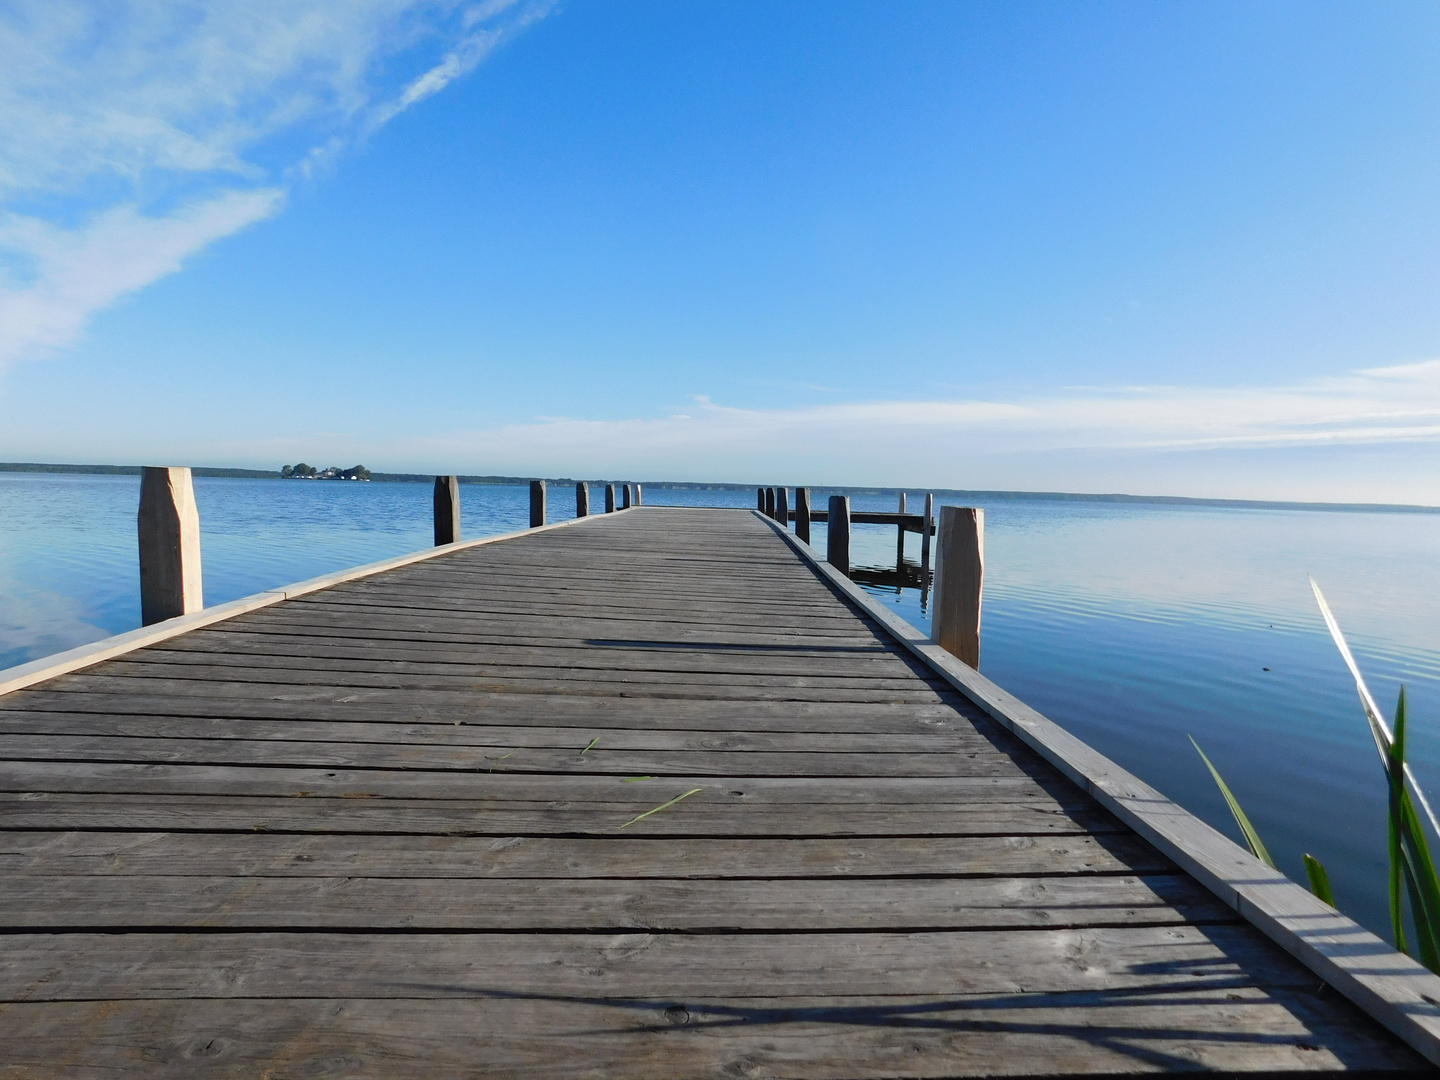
[138,466,203,626]
[896,492,907,568]
[794,487,811,544]
[433,476,461,546]
[826,495,851,577]
[933,505,983,668]
[530,480,547,528]
[921,493,934,577]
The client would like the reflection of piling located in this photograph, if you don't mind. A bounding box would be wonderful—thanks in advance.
[433,476,461,546]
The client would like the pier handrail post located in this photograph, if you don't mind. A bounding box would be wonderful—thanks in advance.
[605,483,616,513]
[576,482,589,518]
[795,487,811,543]
[932,505,983,668]
[757,487,765,510]
[896,492,907,568]
[433,476,461,545]
[764,487,775,519]
[920,493,934,577]
[776,487,789,526]
[622,484,632,510]
[634,484,642,506]
[530,480,547,528]
[138,466,203,626]
[826,495,851,577]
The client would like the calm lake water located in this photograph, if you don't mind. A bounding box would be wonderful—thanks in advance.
[3,471,1439,943]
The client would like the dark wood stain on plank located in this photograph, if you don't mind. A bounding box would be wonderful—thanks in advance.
[0,507,1424,1076]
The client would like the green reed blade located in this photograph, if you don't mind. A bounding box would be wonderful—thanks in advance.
[618,788,703,830]
[1190,736,1275,869]
[581,737,600,754]
[1303,854,1335,907]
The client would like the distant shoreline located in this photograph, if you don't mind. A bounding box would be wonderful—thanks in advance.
[1,460,1436,516]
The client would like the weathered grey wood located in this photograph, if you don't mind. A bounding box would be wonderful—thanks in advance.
[137,466,203,625]
[764,486,776,518]
[432,475,461,545]
[634,483,642,505]
[933,505,984,668]
[795,485,811,543]
[921,491,935,577]
[826,494,851,576]
[757,486,765,510]
[575,481,589,517]
[896,491,907,567]
[622,483,633,509]
[529,479,546,527]
[605,482,616,512]
[776,486,789,525]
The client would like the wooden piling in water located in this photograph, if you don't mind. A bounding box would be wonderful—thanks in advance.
[138,466,203,626]
[826,494,851,577]
[756,487,765,510]
[933,505,983,668]
[433,476,461,546]
[764,487,775,518]
[634,484,642,506]
[530,480,546,528]
[605,484,616,513]
[576,482,589,518]
[776,487,789,526]
[896,492,908,567]
[795,487,811,544]
[921,492,934,577]
[622,484,632,510]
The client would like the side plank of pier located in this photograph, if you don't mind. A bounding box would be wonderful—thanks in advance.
[0,506,1434,1077]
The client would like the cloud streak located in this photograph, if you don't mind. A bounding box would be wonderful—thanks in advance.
[0,0,548,369]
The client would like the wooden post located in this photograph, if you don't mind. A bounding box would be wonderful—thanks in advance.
[776,487,789,526]
[920,493,934,577]
[932,506,983,669]
[576,482,589,518]
[757,487,765,510]
[530,480,546,528]
[622,484,632,509]
[634,484,642,506]
[138,466,203,625]
[606,484,617,513]
[896,492,907,568]
[764,487,775,518]
[826,495,851,577]
[795,487,811,544]
[433,476,461,545]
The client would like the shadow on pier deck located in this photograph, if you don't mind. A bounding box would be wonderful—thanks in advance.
[0,507,1434,1076]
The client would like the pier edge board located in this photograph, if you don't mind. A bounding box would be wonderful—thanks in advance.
[755,508,1440,1068]
[0,511,616,700]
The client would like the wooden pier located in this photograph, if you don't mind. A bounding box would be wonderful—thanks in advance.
[1,505,1439,1076]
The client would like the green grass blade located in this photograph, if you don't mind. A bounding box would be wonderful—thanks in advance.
[1303,854,1335,906]
[618,788,703,830]
[580,737,600,754]
[1190,736,1275,869]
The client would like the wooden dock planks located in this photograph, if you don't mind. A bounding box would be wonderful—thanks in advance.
[0,507,1429,1077]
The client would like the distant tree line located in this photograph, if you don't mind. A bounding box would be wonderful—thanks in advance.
[280,463,371,481]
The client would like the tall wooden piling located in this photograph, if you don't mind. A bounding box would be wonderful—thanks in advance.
[932,505,983,668]
[776,487,789,526]
[576,482,589,518]
[634,484,643,506]
[921,492,935,577]
[826,495,851,576]
[764,487,776,518]
[137,466,203,626]
[622,484,632,510]
[606,484,617,513]
[757,487,765,510]
[795,487,811,544]
[433,476,461,545]
[896,492,908,567]
[530,480,546,528]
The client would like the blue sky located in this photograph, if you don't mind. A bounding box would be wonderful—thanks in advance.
[3,1,1440,501]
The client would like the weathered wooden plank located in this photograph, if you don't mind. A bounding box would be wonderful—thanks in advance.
[0,926,1356,1000]
[0,832,1174,879]
[0,873,1231,930]
[0,987,1415,1079]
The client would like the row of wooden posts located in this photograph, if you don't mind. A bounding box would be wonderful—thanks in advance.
[137,467,983,668]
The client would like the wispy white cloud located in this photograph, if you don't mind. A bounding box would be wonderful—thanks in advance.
[0,0,549,368]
